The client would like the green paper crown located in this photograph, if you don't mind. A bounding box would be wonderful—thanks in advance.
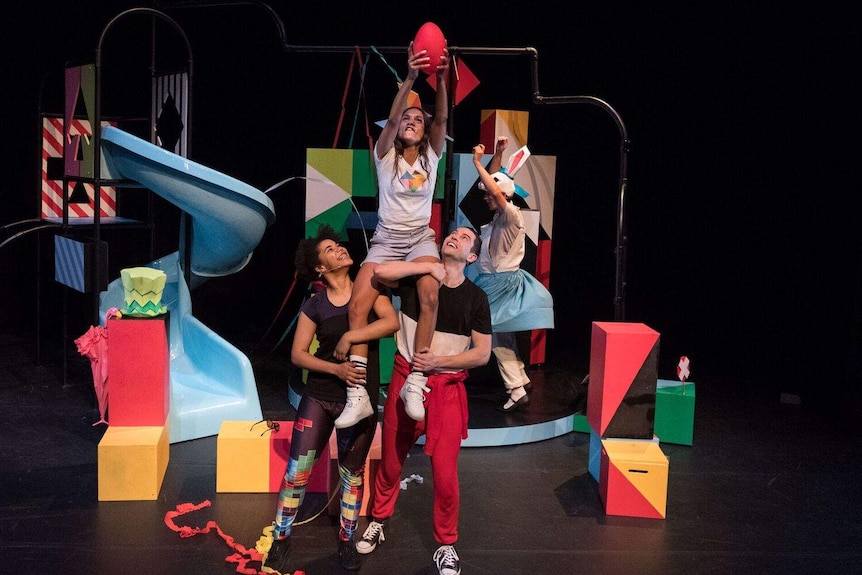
[120,267,167,317]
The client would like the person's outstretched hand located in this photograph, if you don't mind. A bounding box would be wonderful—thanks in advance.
[435,46,450,79]
[407,41,427,79]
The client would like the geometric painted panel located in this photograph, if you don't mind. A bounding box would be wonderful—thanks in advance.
[452,152,556,241]
[519,154,556,239]
[42,116,117,219]
[479,109,530,152]
[305,147,447,238]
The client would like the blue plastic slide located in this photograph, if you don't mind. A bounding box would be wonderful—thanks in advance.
[98,126,276,443]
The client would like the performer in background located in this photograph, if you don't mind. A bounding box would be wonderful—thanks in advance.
[470,137,555,412]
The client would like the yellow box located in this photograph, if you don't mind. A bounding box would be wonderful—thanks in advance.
[217,420,332,493]
[600,439,668,519]
[98,424,169,501]
[216,420,271,492]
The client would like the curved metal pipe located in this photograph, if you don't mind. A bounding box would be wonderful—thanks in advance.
[159,0,286,45]
[0,223,61,251]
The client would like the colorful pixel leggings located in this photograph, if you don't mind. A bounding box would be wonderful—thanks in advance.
[273,394,377,541]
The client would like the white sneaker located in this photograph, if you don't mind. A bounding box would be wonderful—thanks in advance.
[334,385,374,429]
[399,372,430,421]
[433,544,461,575]
[356,520,385,554]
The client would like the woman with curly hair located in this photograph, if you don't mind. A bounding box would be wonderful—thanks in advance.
[262,224,399,574]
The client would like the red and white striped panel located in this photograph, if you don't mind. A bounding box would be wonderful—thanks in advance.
[41,117,117,219]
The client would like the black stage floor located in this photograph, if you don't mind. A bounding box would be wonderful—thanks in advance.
[2,327,862,575]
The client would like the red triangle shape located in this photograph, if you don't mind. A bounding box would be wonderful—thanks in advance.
[603,458,663,519]
[426,58,480,105]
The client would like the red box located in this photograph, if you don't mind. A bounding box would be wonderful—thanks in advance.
[587,322,660,439]
[269,421,331,494]
[106,317,169,426]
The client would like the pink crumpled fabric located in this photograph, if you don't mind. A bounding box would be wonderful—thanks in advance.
[75,324,109,426]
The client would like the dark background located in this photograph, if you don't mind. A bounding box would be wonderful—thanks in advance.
[2,3,858,420]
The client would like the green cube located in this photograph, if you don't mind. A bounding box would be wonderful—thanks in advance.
[654,379,695,445]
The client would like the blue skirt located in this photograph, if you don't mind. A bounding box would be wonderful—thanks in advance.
[468,269,555,332]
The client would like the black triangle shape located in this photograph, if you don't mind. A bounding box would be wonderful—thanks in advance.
[69,181,89,204]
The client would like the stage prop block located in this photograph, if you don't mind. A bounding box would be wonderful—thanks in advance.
[655,379,696,446]
[216,421,330,493]
[98,424,169,501]
[600,439,668,519]
[590,432,660,483]
[327,423,383,517]
[573,413,590,434]
[588,427,602,482]
[587,322,660,439]
[54,235,108,293]
[106,317,169,427]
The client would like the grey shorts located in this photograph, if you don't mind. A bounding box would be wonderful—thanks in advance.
[362,225,440,264]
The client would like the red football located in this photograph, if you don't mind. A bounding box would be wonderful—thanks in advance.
[412,22,446,75]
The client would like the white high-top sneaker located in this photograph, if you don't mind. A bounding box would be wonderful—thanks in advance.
[334,385,374,428]
[400,372,430,421]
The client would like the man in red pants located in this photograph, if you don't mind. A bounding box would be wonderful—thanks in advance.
[355,226,492,575]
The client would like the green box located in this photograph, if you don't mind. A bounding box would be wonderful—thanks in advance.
[379,335,395,384]
[654,379,695,445]
[573,413,590,434]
